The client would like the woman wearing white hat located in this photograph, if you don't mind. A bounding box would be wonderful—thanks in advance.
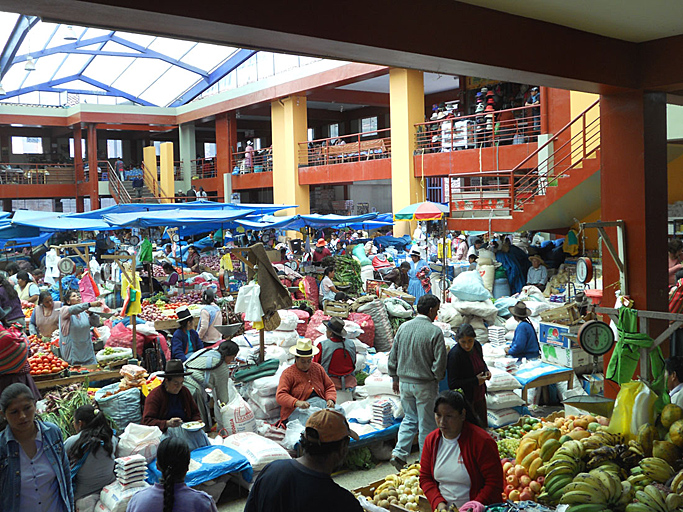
[454,234,469,262]
[407,248,430,299]
[276,339,337,423]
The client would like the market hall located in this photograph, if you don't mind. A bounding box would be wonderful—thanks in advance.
[0,0,682,511]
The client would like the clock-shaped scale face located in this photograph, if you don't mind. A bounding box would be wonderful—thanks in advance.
[576,257,593,284]
[578,320,615,356]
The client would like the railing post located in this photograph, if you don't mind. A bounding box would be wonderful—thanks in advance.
[582,114,586,159]
[509,171,515,212]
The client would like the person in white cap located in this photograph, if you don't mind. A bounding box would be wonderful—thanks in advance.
[454,234,468,262]
[244,409,362,512]
[276,338,337,423]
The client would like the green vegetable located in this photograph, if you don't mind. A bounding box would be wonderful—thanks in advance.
[343,446,374,470]
[334,256,363,295]
[39,381,95,439]
[355,371,368,386]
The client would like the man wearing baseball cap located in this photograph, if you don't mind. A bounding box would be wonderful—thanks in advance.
[244,409,363,512]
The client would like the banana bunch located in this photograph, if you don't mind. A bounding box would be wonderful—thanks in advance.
[637,457,675,483]
[671,470,683,494]
[629,439,646,456]
[581,431,623,452]
[586,444,642,472]
[626,472,654,492]
[537,441,587,504]
[559,469,625,508]
[626,484,683,512]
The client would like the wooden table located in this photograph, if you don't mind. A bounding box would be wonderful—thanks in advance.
[520,368,574,402]
[35,370,122,390]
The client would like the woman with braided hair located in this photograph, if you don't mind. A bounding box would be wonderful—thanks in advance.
[64,404,116,509]
[126,437,217,512]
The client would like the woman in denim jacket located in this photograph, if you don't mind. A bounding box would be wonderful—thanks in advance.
[0,383,74,511]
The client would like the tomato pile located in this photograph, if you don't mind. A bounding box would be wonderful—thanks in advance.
[29,352,69,375]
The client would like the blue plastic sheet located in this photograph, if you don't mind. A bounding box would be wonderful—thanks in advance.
[147,445,252,487]
[512,361,569,387]
[348,421,401,448]
[372,235,412,252]
[496,250,526,295]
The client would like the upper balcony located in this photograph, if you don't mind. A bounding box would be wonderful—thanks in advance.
[413,104,541,177]
[229,147,273,190]
[0,162,77,199]
[298,129,392,185]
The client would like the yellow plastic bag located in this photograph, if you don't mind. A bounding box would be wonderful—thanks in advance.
[607,380,657,440]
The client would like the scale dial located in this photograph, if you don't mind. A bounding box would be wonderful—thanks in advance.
[578,320,615,356]
[576,257,593,284]
[172,234,180,243]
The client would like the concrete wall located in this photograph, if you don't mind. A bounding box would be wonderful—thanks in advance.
[348,179,392,213]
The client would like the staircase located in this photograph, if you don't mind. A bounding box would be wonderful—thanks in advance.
[448,99,601,232]
[122,179,158,203]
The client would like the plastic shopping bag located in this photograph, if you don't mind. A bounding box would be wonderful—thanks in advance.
[116,423,163,463]
[607,380,657,440]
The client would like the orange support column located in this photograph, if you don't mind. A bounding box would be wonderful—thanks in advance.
[600,90,668,397]
[74,125,85,212]
[86,124,99,210]
[216,112,236,200]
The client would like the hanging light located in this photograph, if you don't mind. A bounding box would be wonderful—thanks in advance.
[64,26,78,41]
[25,56,36,72]
[0,84,6,95]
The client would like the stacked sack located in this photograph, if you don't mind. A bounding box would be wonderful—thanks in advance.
[223,432,291,490]
[270,310,302,350]
[246,371,282,423]
[96,454,149,512]
[486,367,524,428]
[357,299,393,352]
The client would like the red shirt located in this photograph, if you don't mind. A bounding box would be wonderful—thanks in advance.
[311,247,331,262]
[420,422,504,509]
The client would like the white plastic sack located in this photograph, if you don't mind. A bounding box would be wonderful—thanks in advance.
[505,317,519,331]
[486,390,526,410]
[116,423,163,463]
[251,374,280,397]
[487,408,520,428]
[99,481,149,512]
[449,271,492,301]
[362,370,396,396]
[276,310,301,331]
[488,367,522,391]
[344,320,364,339]
[282,419,306,451]
[218,381,257,435]
[264,345,288,364]
[382,297,414,318]
[374,352,389,375]
[249,388,280,414]
[223,432,291,471]
[340,399,373,424]
[355,353,367,373]
[352,338,369,355]
[479,264,495,293]
[94,500,112,512]
[275,330,299,348]
[450,299,499,324]
[131,323,158,336]
[96,347,132,364]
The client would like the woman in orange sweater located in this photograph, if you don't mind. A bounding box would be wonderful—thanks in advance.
[276,339,337,422]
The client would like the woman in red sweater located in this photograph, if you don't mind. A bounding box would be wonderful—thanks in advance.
[420,390,503,511]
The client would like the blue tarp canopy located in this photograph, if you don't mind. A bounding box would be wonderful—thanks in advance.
[236,212,381,231]
[11,210,115,232]
[0,232,53,250]
[102,208,255,229]
[71,200,294,219]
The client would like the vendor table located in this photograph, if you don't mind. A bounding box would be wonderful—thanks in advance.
[515,366,574,402]
[35,369,121,390]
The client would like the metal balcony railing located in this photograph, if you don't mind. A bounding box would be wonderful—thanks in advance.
[299,130,391,167]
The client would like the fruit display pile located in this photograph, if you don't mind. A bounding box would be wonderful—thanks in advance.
[139,299,189,321]
[199,255,220,271]
[28,351,69,375]
[499,405,683,512]
[355,463,425,511]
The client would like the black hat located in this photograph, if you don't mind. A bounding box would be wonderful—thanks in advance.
[508,301,532,318]
[159,359,191,378]
[324,317,348,338]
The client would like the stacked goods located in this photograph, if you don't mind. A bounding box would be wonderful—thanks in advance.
[114,454,147,488]
[118,364,148,391]
[371,398,394,429]
[488,326,506,344]
[353,463,424,511]
[486,367,523,428]
[199,255,220,272]
[357,300,393,352]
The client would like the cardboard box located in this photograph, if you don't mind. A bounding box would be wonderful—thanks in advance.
[582,374,605,395]
[540,342,598,368]
[539,322,579,349]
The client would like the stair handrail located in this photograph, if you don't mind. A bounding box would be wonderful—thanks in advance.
[510,98,600,175]
[101,160,131,204]
[511,100,600,209]
[141,161,168,200]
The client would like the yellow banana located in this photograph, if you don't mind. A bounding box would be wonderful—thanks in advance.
[643,485,667,512]
[560,491,607,505]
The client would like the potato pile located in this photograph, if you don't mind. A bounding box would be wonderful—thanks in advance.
[368,464,424,511]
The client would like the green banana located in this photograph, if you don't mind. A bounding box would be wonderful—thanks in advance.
[643,485,667,512]
[560,490,607,505]
[567,504,612,512]
[625,503,655,512]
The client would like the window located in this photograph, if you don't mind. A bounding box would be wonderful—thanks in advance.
[329,124,339,138]
[69,138,87,158]
[307,128,315,141]
[361,117,378,136]
[107,140,123,159]
[204,142,217,159]
[11,136,43,154]
[153,141,161,156]
[254,138,262,150]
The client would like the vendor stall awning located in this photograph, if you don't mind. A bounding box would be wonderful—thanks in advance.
[102,208,255,229]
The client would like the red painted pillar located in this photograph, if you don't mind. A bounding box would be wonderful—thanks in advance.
[600,90,668,397]
[74,125,84,212]
[87,124,99,210]
[216,112,237,199]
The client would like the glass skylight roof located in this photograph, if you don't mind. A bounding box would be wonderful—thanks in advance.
[0,13,259,107]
